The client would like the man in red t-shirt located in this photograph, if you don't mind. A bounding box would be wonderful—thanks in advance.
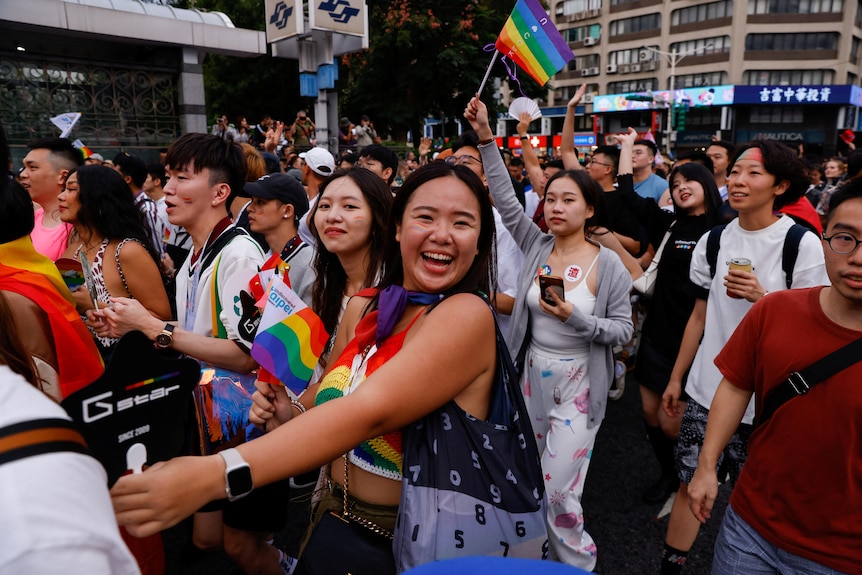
[687,179,862,575]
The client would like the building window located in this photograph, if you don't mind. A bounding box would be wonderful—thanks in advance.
[609,13,661,36]
[670,36,731,55]
[554,83,600,101]
[672,1,733,25]
[608,45,659,66]
[568,54,601,70]
[745,32,840,51]
[560,0,602,15]
[673,72,730,88]
[747,0,843,14]
[750,106,804,124]
[607,78,659,93]
[563,24,602,42]
[742,69,836,85]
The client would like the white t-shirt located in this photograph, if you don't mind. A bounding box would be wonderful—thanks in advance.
[686,216,829,424]
[523,187,540,219]
[176,228,265,345]
[298,195,319,246]
[0,366,141,574]
[494,207,523,336]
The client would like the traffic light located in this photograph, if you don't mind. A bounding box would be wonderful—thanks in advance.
[674,106,687,131]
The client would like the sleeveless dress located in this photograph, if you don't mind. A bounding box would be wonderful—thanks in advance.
[75,238,141,350]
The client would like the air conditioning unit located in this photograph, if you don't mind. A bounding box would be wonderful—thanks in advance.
[583,37,597,47]
[584,93,595,103]
[619,64,631,74]
[574,11,586,20]
[589,9,600,17]
[606,64,618,74]
[589,67,600,75]
[581,68,591,77]
[643,61,657,71]
[631,63,642,73]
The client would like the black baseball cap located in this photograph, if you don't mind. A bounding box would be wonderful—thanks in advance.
[244,173,309,217]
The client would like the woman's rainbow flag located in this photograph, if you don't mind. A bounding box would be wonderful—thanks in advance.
[496,0,575,86]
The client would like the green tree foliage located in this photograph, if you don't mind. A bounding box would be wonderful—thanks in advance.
[176,0,551,140]
[175,0,311,126]
[341,0,546,142]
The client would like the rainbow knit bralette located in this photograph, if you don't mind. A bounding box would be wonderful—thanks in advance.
[315,307,425,481]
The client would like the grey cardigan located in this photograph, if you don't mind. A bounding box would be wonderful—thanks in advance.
[479,141,634,429]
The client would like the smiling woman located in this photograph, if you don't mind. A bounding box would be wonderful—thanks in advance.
[110,161,514,574]
[465,95,633,571]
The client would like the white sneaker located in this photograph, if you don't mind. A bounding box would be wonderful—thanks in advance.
[609,360,626,401]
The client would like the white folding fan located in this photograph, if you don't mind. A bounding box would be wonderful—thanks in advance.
[508,97,542,121]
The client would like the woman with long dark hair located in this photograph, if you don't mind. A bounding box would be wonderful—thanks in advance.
[466,97,633,570]
[112,161,503,574]
[59,165,170,355]
[310,168,391,343]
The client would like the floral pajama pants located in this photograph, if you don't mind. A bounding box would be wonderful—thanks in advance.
[521,346,599,571]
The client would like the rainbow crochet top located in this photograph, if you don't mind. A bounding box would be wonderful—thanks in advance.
[315,308,423,481]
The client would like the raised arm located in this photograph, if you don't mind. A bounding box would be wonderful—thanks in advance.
[516,112,545,197]
[464,95,545,249]
[561,84,586,171]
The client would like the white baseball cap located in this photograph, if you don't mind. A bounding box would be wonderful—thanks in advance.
[299,147,335,177]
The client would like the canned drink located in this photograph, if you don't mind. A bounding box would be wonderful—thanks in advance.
[727,258,753,298]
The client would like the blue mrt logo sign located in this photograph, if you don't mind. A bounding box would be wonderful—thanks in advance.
[269,1,293,29]
[319,0,359,23]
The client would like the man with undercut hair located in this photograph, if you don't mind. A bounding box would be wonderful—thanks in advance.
[19,137,82,260]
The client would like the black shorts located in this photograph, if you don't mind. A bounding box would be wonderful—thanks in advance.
[634,337,689,401]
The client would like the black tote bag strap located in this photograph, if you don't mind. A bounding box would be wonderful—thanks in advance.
[757,336,862,427]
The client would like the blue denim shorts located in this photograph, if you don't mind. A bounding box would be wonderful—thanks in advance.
[712,505,851,575]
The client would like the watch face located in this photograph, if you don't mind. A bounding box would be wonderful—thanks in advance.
[227,466,254,498]
[156,333,171,347]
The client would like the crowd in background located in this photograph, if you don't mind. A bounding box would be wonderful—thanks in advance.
[2,81,861,575]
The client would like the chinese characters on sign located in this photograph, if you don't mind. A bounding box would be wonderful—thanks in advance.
[758,86,831,104]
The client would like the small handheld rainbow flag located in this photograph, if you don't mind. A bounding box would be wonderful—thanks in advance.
[250,275,329,395]
[495,0,574,87]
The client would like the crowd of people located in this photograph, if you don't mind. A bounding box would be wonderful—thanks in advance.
[2,82,860,575]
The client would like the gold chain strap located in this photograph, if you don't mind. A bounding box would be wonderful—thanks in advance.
[334,343,393,540]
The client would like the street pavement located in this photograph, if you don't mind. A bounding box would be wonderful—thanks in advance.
[163,370,730,574]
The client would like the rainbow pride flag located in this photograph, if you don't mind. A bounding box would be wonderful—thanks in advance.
[496,0,574,86]
[250,275,329,395]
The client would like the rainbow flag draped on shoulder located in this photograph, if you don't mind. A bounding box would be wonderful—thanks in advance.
[496,0,574,86]
[250,274,328,395]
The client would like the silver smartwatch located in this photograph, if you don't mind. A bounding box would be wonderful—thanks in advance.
[218,448,253,502]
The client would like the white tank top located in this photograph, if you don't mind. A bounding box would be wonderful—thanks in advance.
[527,253,599,355]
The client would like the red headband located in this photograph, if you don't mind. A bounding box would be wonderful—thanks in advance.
[737,147,764,163]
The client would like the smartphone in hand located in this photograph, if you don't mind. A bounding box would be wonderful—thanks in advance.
[539,275,565,306]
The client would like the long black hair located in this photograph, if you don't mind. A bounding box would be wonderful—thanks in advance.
[377,161,497,300]
[668,162,724,226]
[68,165,160,265]
[310,168,392,334]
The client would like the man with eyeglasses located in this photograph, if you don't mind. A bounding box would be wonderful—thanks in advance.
[658,141,829,575]
[684,176,861,575]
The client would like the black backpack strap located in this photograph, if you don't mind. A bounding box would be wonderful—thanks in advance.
[781,224,810,289]
[201,226,247,272]
[757,337,862,428]
[706,222,729,279]
[0,418,89,466]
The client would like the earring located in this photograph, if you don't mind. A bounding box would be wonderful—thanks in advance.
[283,214,289,219]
